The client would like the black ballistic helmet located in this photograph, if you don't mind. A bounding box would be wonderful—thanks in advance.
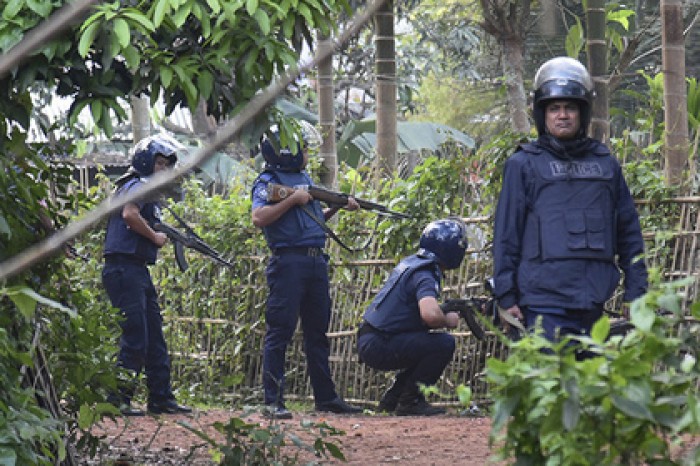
[532,57,594,137]
[260,131,305,172]
[418,218,469,270]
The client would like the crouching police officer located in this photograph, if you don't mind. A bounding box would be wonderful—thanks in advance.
[357,218,469,416]
[251,129,362,419]
[102,134,192,416]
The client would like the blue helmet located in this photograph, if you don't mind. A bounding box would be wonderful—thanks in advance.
[260,131,305,172]
[131,134,182,177]
[419,218,469,270]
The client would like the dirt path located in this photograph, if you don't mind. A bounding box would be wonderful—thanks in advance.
[78,407,700,465]
[79,408,500,465]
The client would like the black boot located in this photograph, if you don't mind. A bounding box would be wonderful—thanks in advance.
[377,371,408,412]
[395,391,445,417]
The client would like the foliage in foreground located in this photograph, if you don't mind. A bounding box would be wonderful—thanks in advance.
[487,277,700,465]
[179,410,346,465]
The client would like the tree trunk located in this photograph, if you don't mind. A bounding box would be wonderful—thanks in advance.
[479,0,531,134]
[502,37,530,134]
[586,0,610,142]
[374,0,397,176]
[192,99,217,138]
[317,33,338,188]
[661,0,689,188]
[130,94,151,143]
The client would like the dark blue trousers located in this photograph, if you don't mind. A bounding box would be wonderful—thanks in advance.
[102,262,173,403]
[524,306,604,359]
[357,330,455,396]
[263,253,337,405]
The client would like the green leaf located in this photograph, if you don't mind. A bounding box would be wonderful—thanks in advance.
[297,3,313,26]
[562,397,579,431]
[172,3,192,28]
[630,298,655,331]
[197,72,214,100]
[90,100,103,124]
[5,286,37,318]
[590,315,610,344]
[78,404,93,430]
[153,0,170,28]
[121,9,155,31]
[456,384,472,407]
[3,0,23,20]
[27,0,53,17]
[6,286,76,318]
[113,18,131,49]
[680,353,696,373]
[206,0,221,14]
[246,0,259,16]
[611,394,654,421]
[0,446,17,466]
[253,9,270,35]
[122,45,140,70]
[564,20,583,59]
[160,67,174,88]
[78,21,101,58]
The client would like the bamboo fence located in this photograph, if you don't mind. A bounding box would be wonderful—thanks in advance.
[162,198,700,408]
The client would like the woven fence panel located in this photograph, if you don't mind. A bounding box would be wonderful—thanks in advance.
[162,199,700,406]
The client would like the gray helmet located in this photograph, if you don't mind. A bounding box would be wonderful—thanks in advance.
[131,134,182,176]
[532,57,594,137]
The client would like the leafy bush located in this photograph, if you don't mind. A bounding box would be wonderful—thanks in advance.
[487,278,700,465]
[179,411,346,465]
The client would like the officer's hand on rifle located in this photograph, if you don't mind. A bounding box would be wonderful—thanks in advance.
[443,311,460,329]
[153,231,168,248]
[345,196,360,211]
[290,189,313,206]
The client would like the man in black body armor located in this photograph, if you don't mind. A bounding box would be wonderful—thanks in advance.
[492,57,648,353]
[357,218,469,416]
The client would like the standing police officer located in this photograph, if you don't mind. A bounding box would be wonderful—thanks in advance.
[493,57,648,351]
[357,218,468,416]
[251,130,362,419]
[103,134,192,416]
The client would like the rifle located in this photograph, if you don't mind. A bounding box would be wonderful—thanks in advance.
[153,210,233,272]
[440,297,493,340]
[266,183,410,220]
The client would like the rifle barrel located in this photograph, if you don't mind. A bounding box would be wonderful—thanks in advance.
[307,186,410,219]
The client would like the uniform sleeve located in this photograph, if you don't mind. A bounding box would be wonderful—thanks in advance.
[121,179,146,209]
[493,153,529,309]
[615,165,648,301]
[251,177,270,211]
[410,269,440,301]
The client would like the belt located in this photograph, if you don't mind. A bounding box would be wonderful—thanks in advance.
[357,322,379,337]
[104,254,147,266]
[272,247,324,257]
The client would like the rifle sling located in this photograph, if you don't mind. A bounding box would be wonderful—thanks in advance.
[300,205,374,253]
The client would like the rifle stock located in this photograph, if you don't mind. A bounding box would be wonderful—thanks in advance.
[266,183,410,219]
[153,222,233,271]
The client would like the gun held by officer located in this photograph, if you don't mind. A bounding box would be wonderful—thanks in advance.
[266,183,410,220]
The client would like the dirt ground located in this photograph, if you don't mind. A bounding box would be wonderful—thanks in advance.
[78,407,501,465]
[78,406,700,465]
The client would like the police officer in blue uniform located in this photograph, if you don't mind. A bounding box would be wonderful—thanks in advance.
[357,218,468,416]
[493,57,648,352]
[103,134,192,416]
[251,130,362,419]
